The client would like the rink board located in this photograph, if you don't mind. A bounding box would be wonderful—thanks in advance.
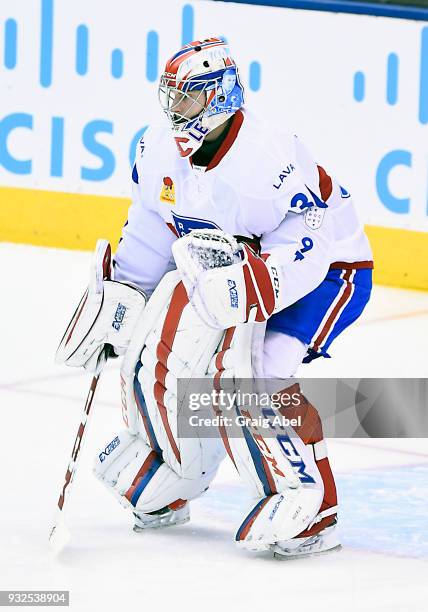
[1,185,427,291]
[1,1,428,290]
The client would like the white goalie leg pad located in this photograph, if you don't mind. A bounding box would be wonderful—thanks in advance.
[93,429,219,514]
[226,420,324,551]
[120,271,184,433]
[235,486,324,551]
[209,320,324,550]
[212,322,308,493]
[123,273,226,479]
[93,271,227,525]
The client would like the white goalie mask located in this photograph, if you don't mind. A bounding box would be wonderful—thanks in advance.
[158,37,244,158]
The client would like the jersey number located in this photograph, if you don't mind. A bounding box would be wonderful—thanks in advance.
[290,186,328,211]
[294,237,313,262]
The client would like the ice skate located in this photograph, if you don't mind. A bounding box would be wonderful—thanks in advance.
[271,520,341,560]
[133,503,190,532]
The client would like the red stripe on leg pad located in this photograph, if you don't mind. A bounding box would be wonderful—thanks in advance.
[168,499,187,511]
[155,362,168,386]
[243,265,261,321]
[152,282,189,466]
[125,451,157,502]
[156,341,170,367]
[277,383,324,445]
[238,496,271,541]
[213,327,238,468]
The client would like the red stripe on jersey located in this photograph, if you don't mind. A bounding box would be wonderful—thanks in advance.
[175,136,194,158]
[313,270,353,352]
[330,260,374,270]
[166,222,179,238]
[190,109,244,171]
[317,165,333,201]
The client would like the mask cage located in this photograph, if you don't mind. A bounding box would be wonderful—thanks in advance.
[158,67,237,130]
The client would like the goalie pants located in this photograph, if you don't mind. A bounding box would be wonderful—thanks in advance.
[266,263,373,363]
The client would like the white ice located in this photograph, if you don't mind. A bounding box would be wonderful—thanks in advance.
[1,243,427,612]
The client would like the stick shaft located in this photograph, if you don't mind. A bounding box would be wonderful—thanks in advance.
[57,372,101,511]
[49,371,102,552]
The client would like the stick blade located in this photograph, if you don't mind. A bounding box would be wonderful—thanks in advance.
[49,513,71,554]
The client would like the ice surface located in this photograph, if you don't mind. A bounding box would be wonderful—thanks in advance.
[1,243,427,611]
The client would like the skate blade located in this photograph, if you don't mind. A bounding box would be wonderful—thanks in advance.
[133,515,190,532]
[273,543,342,561]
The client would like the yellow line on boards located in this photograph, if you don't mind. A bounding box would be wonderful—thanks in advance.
[0,186,129,251]
[364,225,428,291]
[1,186,427,290]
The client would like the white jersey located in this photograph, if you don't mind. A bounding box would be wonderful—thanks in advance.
[114,109,373,308]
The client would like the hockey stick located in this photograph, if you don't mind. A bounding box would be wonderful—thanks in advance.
[48,352,107,553]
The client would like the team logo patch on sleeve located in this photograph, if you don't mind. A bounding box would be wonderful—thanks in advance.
[305,206,325,229]
[160,176,176,204]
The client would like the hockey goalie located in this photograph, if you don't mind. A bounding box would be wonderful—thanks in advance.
[56,37,373,559]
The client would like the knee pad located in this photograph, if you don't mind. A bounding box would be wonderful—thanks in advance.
[263,330,308,377]
[93,430,219,514]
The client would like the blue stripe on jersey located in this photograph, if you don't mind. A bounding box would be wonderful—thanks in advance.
[267,267,372,360]
[132,163,139,184]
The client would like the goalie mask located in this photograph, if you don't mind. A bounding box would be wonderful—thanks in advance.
[158,37,244,158]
